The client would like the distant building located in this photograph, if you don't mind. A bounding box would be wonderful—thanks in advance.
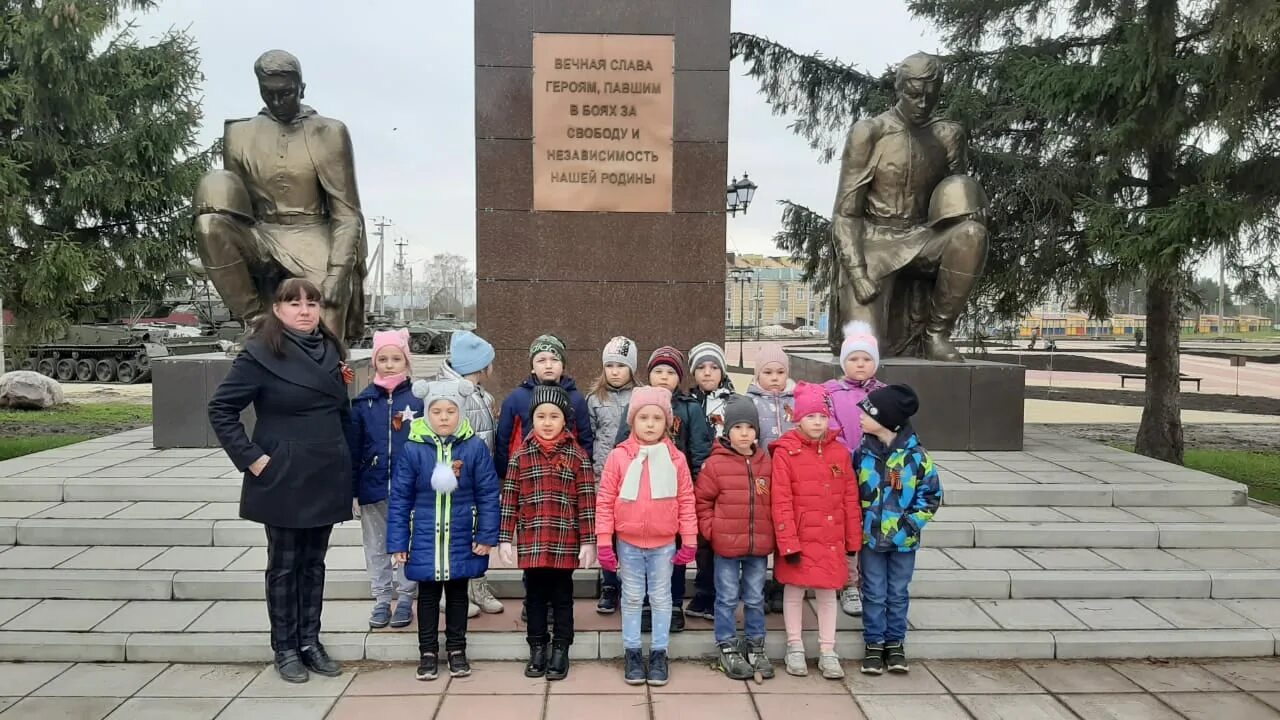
[1016,310,1267,337]
[725,254,826,332]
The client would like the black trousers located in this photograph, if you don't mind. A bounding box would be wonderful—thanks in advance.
[417,578,469,655]
[525,568,575,648]
[264,524,333,653]
[692,535,716,603]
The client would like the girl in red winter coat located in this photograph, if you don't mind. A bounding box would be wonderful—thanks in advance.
[770,382,862,681]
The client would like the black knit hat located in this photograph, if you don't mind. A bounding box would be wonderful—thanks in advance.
[531,384,573,421]
[722,394,760,437]
[858,384,919,432]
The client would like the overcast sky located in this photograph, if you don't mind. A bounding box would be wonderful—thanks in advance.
[128,1,941,272]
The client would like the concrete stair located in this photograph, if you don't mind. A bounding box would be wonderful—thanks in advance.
[0,426,1278,663]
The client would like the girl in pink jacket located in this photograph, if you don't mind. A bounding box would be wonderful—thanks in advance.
[596,387,697,687]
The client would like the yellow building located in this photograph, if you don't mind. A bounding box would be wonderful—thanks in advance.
[725,254,826,331]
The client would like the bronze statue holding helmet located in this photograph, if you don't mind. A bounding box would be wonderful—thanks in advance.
[830,52,989,362]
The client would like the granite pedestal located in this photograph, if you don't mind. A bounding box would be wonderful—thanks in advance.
[788,352,1026,451]
[474,0,731,395]
[150,350,372,449]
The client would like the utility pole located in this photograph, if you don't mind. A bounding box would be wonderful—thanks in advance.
[394,236,408,323]
[1218,247,1226,336]
[371,217,391,315]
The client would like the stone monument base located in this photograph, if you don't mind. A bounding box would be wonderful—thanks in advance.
[150,350,372,449]
[787,351,1025,451]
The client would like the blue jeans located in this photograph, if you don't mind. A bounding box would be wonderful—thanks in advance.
[619,540,675,651]
[860,549,917,644]
[712,554,767,645]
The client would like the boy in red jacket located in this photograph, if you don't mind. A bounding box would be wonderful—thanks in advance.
[696,395,775,681]
[771,382,862,681]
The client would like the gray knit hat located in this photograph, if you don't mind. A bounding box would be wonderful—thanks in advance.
[721,394,759,437]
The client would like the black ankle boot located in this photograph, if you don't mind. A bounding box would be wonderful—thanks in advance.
[299,643,341,677]
[546,643,570,681]
[525,643,548,678]
[274,649,309,683]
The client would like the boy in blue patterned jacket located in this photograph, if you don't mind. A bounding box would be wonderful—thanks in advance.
[853,384,941,677]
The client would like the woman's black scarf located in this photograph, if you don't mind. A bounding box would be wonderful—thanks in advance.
[283,326,331,365]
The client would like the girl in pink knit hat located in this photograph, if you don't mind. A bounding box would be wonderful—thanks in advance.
[351,329,426,630]
[822,322,885,620]
[747,344,797,448]
[596,386,697,686]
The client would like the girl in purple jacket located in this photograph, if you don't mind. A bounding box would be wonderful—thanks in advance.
[821,321,885,619]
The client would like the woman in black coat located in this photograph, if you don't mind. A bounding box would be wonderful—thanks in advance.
[208,278,354,683]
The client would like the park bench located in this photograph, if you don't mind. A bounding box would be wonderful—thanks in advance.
[1118,373,1202,391]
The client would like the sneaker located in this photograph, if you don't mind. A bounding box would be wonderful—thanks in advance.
[415,652,438,681]
[669,608,685,633]
[746,638,775,679]
[818,651,845,680]
[596,586,619,614]
[860,643,885,676]
[684,595,715,621]
[885,642,909,673]
[369,602,391,629]
[784,645,807,677]
[647,649,669,686]
[841,586,863,617]
[623,648,646,685]
[447,650,471,678]
[442,597,481,619]
[470,578,505,614]
[390,600,413,628]
[717,642,753,680]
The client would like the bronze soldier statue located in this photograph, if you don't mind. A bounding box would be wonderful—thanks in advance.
[193,50,367,341]
[830,52,988,362]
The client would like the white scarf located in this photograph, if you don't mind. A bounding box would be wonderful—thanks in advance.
[621,443,677,501]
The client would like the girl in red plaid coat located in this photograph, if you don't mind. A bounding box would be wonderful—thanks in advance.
[499,385,597,682]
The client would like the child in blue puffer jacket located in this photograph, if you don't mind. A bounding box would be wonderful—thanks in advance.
[853,384,942,678]
[387,379,501,682]
[350,329,423,630]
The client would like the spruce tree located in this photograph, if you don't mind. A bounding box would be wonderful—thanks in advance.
[0,0,211,344]
[733,1,1280,463]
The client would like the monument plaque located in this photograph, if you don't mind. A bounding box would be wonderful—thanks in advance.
[532,33,674,212]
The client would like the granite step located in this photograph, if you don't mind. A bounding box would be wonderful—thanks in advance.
[3,565,1279,602]
[0,597,1276,662]
[0,477,1248,507]
[6,515,1279,549]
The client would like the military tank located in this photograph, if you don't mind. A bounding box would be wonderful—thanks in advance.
[353,313,447,354]
[10,324,223,384]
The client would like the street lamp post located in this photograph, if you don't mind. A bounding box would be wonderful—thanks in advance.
[726,173,758,217]
[727,267,753,367]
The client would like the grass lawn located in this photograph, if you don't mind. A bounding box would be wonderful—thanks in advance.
[0,435,94,461]
[0,402,151,461]
[0,403,151,429]
[1184,449,1280,506]
[1112,444,1280,505]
